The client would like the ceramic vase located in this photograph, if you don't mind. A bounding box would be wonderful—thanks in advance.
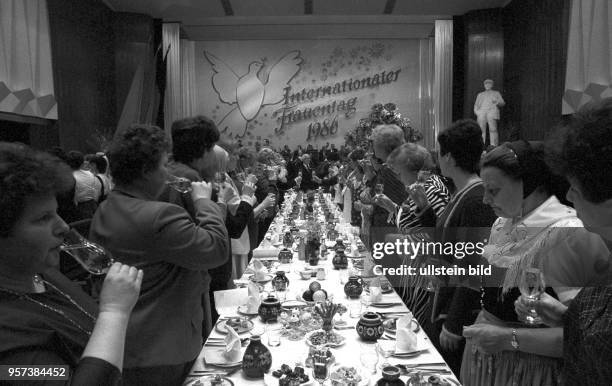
[242,335,272,379]
[271,271,290,291]
[344,276,364,299]
[356,312,384,341]
[258,295,281,322]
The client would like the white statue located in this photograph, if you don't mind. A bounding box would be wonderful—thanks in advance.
[474,79,505,146]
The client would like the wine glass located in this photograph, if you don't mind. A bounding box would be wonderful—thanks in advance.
[519,267,545,325]
[359,343,379,374]
[335,303,347,326]
[61,229,114,275]
[417,170,432,184]
[375,183,384,197]
[377,340,395,369]
[166,174,192,193]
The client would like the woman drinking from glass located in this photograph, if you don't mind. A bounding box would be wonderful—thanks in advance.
[0,142,143,385]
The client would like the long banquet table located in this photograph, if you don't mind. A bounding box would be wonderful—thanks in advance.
[185,207,461,385]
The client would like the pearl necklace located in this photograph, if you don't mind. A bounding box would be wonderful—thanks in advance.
[0,276,96,336]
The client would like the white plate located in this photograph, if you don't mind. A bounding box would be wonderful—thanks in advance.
[205,361,242,368]
[248,273,273,284]
[391,334,431,357]
[215,318,254,334]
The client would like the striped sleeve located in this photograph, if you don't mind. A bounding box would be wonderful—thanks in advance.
[396,175,449,232]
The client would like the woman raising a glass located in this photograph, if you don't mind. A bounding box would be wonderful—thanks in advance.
[0,142,143,385]
[461,141,612,386]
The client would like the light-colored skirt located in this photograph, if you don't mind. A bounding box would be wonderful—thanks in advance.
[461,310,561,386]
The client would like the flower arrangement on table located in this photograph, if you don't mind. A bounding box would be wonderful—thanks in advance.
[344,102,422,147]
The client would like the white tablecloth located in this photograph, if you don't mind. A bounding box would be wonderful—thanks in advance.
[186,221,461,385]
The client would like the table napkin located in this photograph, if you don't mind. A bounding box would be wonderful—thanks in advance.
[369,278,383,303]
[396,313,417,353]
[246,282,261,312]
[223,325,242,361]
[251,259,268,280]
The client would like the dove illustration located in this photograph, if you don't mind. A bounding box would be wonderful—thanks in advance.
[204,50,303,138]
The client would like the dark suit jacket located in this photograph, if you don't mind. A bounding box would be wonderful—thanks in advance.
[89,190,228,368]
[299,162,318,191]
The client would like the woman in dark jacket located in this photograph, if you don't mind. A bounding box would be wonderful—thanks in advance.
[0,142,142,386]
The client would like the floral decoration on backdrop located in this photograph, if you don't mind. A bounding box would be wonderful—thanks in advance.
[344,103,422,147]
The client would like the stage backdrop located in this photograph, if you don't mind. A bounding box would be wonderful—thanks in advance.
[194,39,424,148]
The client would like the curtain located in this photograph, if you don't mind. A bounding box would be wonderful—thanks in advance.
[163,22,181,134]
[419,37,435,150]
[562,0,612,114]
[180,39,197,119]
[433,20,453,150]
[0,0,56,119]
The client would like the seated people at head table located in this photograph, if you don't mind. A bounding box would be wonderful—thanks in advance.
[0,142,142,386]
[461,140,612,386]
[89,124,229,386]
[515,97,612,385]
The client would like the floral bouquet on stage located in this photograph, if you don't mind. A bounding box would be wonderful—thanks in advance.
[344,103,422,147]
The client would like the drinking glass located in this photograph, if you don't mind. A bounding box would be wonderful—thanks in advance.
[519,267,546,325]
[266,321,281,347]
[377,340,395,368]
[375,183,384,197]
[335,303,347,326]
[349,302,362,318]
[417,170,432,184]
[61,229,114,275]
[166,174,192,193]
[360,343,379,374]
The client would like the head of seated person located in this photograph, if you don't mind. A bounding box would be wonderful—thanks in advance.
[546,97,612,243]
[370,124,406,162]
[0,142,72,289]
[437,119,484,179]
[171,115,220,179]
[386,143,434,188]
[481,140,568,220]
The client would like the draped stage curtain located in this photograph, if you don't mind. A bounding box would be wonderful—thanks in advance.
[420,37,435,150]
[180,39,197,119]
[433,20,453,150]
[0,0,56,119]
[163,22,181,134]
[563,0,612,114]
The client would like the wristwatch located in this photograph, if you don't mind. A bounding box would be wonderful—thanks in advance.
[511,328,519,350]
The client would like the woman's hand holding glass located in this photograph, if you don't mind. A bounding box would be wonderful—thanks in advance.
[515,292,567,327]
[518,268,546,325]
[98,262,143,316]
[407,183,429,211]
[190,181,213,200]
[372,193,396,214]
[241,181,256,197]
[217,182,234,204]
